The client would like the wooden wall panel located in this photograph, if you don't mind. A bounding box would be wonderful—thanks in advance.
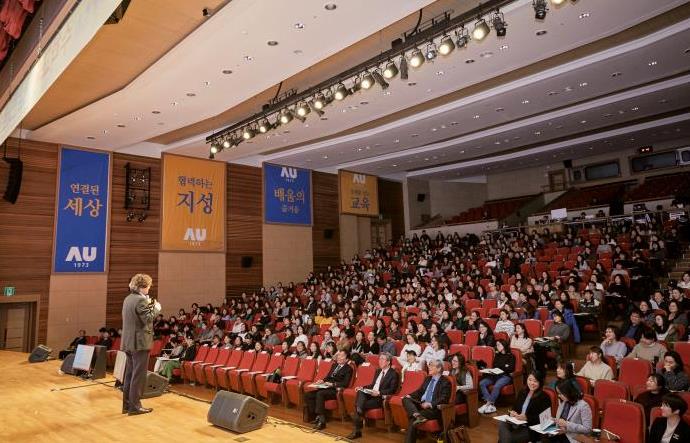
[379,179,404,242]
[105,154,160,328]
[312,172,340,274]
[227,164,262,297]
[0,138,58,343]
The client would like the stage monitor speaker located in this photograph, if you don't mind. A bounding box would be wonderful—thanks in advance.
[417,193,426,202]
[323,228,334,239]
[28,344,52,363]
[91,345,107,379]
[141,371,169,398]
[60,353,76,375]
[3,157,23,204]
[563,159,573,169]
[240,256,252,268]
[208,391,268,434]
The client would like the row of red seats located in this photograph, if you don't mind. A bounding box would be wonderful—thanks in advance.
[544,181,631,212]
[625,171,690,202]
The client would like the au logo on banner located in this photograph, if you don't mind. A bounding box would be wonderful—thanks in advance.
[263,163,312,225]
[339,170,379,216]
[53,147,111,272]
[161,154,226,251]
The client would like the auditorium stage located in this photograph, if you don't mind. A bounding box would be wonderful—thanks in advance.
[0,351,345,443]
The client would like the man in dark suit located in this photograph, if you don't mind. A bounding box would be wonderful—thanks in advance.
[305,350,353,430]
[348,352,400,439]
[402,359,451,443]
[121,273,161,416]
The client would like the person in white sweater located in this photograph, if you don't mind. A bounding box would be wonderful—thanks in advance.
[600,326,627,365]
[419,336,446,365]
[576,346,614,386]
[397,333,422,365]
[494,309,515,337]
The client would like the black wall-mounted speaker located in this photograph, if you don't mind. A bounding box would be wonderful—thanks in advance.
[417,193,426,202]
[3,158,23,204]
[324,229,334,239]
[241,256,253,268]
[563,159,573,169]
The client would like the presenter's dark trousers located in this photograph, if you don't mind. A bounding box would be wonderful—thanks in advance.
[122,349,149,412]
[402,397,441,443]
[305,387,337,419]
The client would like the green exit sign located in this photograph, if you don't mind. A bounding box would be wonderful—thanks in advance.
[4,287,15,296]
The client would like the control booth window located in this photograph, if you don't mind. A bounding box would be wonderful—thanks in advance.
[631,151,678,173]
[585,161,620,181]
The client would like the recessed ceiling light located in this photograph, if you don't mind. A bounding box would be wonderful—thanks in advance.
[394,139,400,143]
[407,82,417,86]
[521,99,530,104]
[411,134,419,138]
[480,51,493,58]
[450,122,459,126]
[424,158,429,161]
[244,55,253,61]
[431,128,437,132]
[186,93,196,97]
[494,141,501,145]
[564,86,573,92]
[357,147,363,152]
[171,101,178,106]
[548,91,559,96]
[222,69,233,74]
[579,82,588,87]
[374,143,381,147]
[579,12,591,19]
[685,48,690,54]
[580,120,587,124]
[460,150,465,154]
[465,59,475,64]
[294,23,305,29]
[473,115,480,119]
[534,131,542,136]
[293,49,303,55]
[320,117,328,121]
[436,70,444,76]
[499,44,509,51]
[324,3,337,11]
[86,136,95,140]
[267,40,279,46]
[631,106,639,111]
[392,164,398,167]
[611,72,622,77]
[659,99,668,104]
[341,109,347,113]
[536,30,547,36]
[426,88,432,93]
[648,61,657,66]
[360,101,369,105]
[152,110,161,114]
[102,130,108,134]
[495,107,504,112]
[116,124,126,128]
[204,81,211,86]
[133,116,141,121]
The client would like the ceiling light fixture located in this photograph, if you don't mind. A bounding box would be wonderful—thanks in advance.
[383,60,399,79]
[258,119,271,133]
[409,48,425,68]
[324,3,337,11]
[334,83,348,100]
[296,102,311,117]
[242,127,255,140]
[425,42,438,61]
[438,35,455,55]
[533,0,548,20]
[455,27,470,48]
[491,10,507,37]
[279,109,293,124]
[472,18,490,41]
[360,71,375,89]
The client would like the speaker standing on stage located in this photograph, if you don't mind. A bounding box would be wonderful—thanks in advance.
[121,273,161,415]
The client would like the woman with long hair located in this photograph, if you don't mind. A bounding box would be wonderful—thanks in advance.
[449,353,474,404]
[478,339,515,414]
[497,371,552,443]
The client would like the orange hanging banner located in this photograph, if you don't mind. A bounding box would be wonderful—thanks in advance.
[161,154,226,251]
[339,170,379,216]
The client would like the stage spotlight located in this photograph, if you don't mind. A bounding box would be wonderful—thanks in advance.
[438,35,455,55]
[279,109,293,124]
[242,126,255,140]
[534,0,548,19]
[551,0,566,5]
[399,56,409,80]
[296,102,310,117]
[210,145,219,155]
[222,139,231,149]
[360,71,375,89]
[455,28,470,48]
[409,48,424,68]
[308,100,325,116]
[313,93,326,109]
[383,60,398,79]
[492,11,507,37]
[425,42,437,61]
[372,70,389,90]
[472,18,490,41]
[334,83,348,100]
[258,119,270,133]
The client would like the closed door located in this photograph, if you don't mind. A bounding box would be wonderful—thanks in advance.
[549,170,566,192]
[0,303,32,351]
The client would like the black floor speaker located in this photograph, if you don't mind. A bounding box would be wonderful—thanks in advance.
[207,391,268,434]
[141,371,169,398]
[60,353,76,374]
[28,344,52,363]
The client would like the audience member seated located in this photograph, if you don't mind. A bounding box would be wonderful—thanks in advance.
[477,321,496,347]
[576,346,613,387]
[497,371,552,443]
[534,311,571,371]
[553,379,593,442]
[95,327,112,350]
[348,353,400,440]
[478,339,516,414]
[58,329,87,360]
[658,351,689,392]
[628,330,666,364]
[600,325,628,365]
[511,323,534,377]
[648,393,690,443]
[654,313,678,344]
[419,336,445,366]
[398,334,422,365]
[621,310,646,343]
[305,350,353,430]
[159,337,195,381]
[549,360,581,395]
[635,374,669,424]
[449,353,474,405]
[401,350,424,380]
[402,359,451,443]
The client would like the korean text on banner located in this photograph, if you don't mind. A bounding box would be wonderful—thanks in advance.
[54,148,110,272]
[263,163,312,225]
[161,155,225,251]
[339,170,379,216]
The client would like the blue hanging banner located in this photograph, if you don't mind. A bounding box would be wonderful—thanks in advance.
[263,163,312,225]
[53,147,111,272]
